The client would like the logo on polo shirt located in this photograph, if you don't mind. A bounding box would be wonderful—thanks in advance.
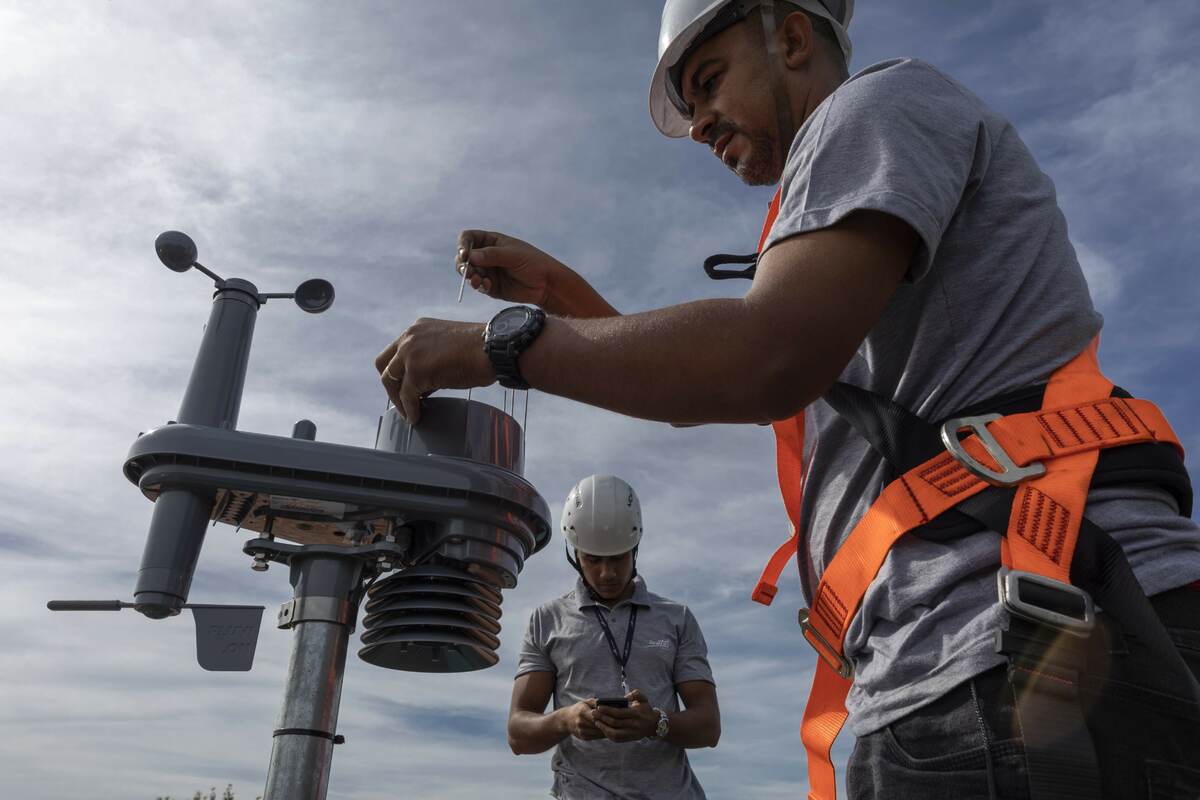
[644,639,671,650]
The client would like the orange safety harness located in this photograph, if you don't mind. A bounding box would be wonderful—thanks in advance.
[747,188,1193,799]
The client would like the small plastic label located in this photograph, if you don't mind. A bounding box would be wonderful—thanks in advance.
[269,495,346,519]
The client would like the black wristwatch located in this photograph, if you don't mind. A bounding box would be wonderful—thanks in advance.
[483,306,546,390]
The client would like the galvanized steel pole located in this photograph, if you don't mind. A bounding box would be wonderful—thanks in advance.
[263,554,362,800]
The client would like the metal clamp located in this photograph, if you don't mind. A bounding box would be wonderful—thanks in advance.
[940,413,1046,487]
[277,596,354,629]
[798,608,854,679]
[997,568,1095,637]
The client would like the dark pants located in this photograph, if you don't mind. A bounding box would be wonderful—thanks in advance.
[846,585,1200,799]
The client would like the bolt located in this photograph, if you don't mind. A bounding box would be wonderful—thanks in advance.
[251,553,270,572]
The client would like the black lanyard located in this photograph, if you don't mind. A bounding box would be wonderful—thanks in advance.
[592,604,638,693]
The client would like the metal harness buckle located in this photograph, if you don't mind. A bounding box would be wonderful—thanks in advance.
[997,568,1095,637]
[940,413,1046,487]
[798,608,854,679]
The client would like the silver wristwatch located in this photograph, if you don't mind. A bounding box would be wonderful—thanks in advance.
[652,707,669,739]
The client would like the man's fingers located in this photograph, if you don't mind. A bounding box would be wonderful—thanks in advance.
[594,721,638,742]
[626,689,647,704]
[467,244,525,270]
[458,229,500,251]
[379,355,404,411]
[592,708,640,727]
[398,373,423,424]
[375,341,399,374]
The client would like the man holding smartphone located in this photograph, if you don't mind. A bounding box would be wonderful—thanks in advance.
[507,475,720,799]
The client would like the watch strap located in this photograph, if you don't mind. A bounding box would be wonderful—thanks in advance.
[653,707,669,739]
[483,306,545,390]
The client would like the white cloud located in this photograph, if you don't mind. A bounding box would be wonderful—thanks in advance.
[2,1,1197,798]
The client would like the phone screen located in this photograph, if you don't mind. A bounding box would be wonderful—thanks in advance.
[596,697,630,708]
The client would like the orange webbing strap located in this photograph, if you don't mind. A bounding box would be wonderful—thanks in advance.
[754,186,804,607]
[796,344,1183,800]
[758,188,782,252]
[754,529,799,605]
[1003,340,1110,579]
[755,412,806,604]
[800,660,852,800]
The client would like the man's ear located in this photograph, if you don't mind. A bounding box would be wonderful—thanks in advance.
[781,11,817,69]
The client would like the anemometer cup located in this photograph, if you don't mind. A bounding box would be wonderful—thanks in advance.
[294,279,335,314]
[155,230,198,273]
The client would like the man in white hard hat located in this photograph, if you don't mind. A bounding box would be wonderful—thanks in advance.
[506,475,720,800]
[379,2,1200,798]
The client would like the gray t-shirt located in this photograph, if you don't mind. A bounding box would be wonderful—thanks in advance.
[516,576,714,800]
[761,58,1200,736]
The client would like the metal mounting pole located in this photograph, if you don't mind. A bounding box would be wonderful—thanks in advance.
[263,552,363,800]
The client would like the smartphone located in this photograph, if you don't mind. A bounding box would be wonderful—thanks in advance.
[596,697,630,708]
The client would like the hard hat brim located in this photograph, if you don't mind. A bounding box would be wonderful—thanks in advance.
[648,0,732,138]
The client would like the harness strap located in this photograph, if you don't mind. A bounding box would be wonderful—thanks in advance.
[752,188,809,609]
[755,408,807,605]
[795,346,1185,800]
[753,530,799,606]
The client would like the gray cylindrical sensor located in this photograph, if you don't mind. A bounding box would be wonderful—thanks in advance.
[134,282,260,619]
[133,488,214,618]
[375,397,523,473]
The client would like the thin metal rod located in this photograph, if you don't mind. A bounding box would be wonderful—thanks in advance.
[522,390,530,447]
[192,261,224,283]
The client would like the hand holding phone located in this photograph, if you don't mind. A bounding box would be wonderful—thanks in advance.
[596,697,630,708]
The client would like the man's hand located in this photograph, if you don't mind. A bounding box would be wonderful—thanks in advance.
[560,699,606,741]
[375,317,495,424]
[457,230,618,319]
[591,689,659,743]
[457,230,564,306]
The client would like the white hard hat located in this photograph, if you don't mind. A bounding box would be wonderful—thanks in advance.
[649,0,855,138]
[561,475,644,557]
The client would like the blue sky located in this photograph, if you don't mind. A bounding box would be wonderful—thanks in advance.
[1,1,1197,798]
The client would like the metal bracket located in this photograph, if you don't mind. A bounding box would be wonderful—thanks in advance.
[798,608,854,679]
[940,413,1046,487]
[277,596,354,630]
[243,537,409,571]
[997,568,1095,637]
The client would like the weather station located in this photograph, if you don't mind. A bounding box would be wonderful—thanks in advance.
[48,231,552,800]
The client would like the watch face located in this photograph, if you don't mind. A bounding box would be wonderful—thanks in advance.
[491,307,528,337]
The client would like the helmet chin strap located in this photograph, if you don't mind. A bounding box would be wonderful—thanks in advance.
[565,545,639,601]
[759,0,798,177]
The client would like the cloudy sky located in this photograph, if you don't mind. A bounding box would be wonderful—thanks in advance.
[1,1,1197,798]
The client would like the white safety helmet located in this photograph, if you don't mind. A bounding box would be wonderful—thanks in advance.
[561,475,644,557]
[649,0,855,138]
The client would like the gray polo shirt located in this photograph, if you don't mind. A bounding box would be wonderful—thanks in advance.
[516,576,714,800]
